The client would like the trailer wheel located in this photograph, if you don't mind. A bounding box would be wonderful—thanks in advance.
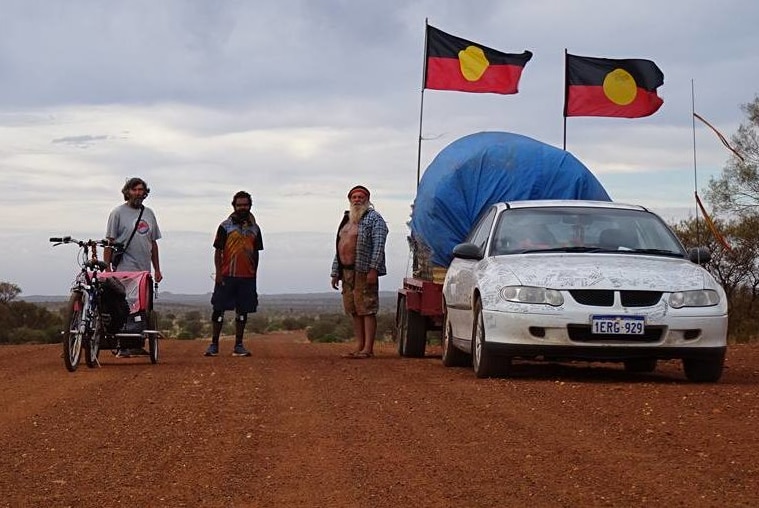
[396,295,408,356]
[403,309,427,358]
[148,334,159,364]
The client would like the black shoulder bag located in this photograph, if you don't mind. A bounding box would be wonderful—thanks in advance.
[112,206,144,270]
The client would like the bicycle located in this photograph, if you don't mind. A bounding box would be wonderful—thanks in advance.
[50,236,161,371]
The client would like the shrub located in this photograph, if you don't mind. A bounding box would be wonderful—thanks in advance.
[6,327,50,345]
[376,313,396,341]
[305,315,354,342]
[281,316,309,330]
[247,315,269,334]
[266,320,283,332]
[309,332,345,343]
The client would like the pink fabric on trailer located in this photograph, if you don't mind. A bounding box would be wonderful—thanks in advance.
[99,271,152,314]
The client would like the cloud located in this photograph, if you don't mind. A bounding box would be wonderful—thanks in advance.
[51,134,111,148]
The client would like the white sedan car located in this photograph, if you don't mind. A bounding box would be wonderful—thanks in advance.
[442,200,728,382]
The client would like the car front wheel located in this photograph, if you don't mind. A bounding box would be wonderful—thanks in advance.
[683,353,725,382]
[472,299,507,378]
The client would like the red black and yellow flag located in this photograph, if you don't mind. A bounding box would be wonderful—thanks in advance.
[564,53,664,118]
[425,25,532,95]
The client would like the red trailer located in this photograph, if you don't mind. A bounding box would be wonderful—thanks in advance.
[395,268,445,358]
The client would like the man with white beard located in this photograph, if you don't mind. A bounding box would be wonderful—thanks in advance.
[330,185,389,359]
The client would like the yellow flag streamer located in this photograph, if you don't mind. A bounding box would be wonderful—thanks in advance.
[695,192,732,251]
[693,112,745,163]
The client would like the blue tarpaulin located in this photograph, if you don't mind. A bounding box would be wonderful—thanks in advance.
[410,131,611,267]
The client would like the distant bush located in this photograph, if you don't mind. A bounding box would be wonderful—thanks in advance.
[178,315,204,338]
[281,316,310,330]
[0,299,61,345]
[376,313,396,340]
[304,313,397,343]
[247,315,269,334]
[266,320,283,333]
[310,333,344,343]
[158,313,174,331]
[307,319,351,343]
[4,326,55,345]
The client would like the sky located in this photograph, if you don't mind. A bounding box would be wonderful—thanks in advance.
[1,0,757,297]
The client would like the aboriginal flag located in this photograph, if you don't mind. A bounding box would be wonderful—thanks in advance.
[564,54,664,118]
[425,25,532,95]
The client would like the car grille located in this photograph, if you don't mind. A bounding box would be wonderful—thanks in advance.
[569,290,663,307]
[621,291,663,306]
[567,324,664,343]
[570,290,613,306]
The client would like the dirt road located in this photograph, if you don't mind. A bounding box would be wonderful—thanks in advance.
[1,332,758,507]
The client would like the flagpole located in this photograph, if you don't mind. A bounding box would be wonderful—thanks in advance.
[416,19,430,188]
[562,48,568,150]
[691,80,698,199]
[416,94,426,188]
[690,79,702,246]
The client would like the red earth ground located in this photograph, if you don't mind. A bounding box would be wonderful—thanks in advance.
[1,332,757,507]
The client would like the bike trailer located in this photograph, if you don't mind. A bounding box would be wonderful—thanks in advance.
[103,271,154,333]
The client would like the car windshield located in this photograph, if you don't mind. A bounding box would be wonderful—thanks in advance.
[489,206,686,257]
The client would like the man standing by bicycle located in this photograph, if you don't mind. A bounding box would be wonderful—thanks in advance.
[204,190,263,358]
[104,177,163,358]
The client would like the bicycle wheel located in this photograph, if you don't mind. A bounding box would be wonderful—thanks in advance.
[84,314,102,368]
[62,293,85,372]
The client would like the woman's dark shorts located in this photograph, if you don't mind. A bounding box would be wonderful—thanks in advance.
[211,276,258,313]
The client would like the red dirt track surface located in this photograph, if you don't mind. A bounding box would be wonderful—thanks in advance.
[1,332,758,507]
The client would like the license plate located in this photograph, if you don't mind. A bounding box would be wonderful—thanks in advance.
[591,315,645,335]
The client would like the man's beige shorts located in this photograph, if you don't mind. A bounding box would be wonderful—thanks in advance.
[341,269,379,316]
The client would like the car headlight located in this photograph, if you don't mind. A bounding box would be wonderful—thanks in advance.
[669,289,720,308]
[499,286,564,306]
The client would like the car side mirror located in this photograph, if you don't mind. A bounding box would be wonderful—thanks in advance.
[688,247,711,265]
[452,242,484,260]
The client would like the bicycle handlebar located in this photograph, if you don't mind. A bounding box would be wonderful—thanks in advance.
[49,237,124,250]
